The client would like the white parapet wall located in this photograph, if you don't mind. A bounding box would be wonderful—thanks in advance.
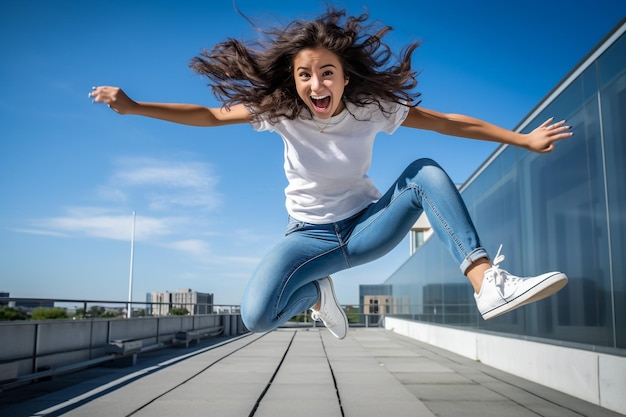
[384,317,626,415]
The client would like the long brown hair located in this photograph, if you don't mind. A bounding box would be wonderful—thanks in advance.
[190,8,421,122]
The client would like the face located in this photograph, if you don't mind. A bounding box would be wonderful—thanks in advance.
[293,47,349,119]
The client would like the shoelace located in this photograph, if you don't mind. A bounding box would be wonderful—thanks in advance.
[310,309,334,325]
[488,244,520,290]
[311,310,321,321]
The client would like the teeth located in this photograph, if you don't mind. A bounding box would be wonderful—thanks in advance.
[311,95,329,100]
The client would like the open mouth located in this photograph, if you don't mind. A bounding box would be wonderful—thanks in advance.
[311,95,331,112]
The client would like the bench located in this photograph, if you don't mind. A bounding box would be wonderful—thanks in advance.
[173,326,224,348]
[105,339,144,366]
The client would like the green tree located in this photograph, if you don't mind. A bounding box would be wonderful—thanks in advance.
[0,306,27,321]
[31,307,68,320]
[170,307,189,316]
[345,306,360,324]
[88,306,106,318]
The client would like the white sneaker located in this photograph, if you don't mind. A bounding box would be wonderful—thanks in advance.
[310,276,348,339]
[475,245,568,320]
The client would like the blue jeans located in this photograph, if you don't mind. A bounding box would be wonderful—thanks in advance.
[241,158,488,332]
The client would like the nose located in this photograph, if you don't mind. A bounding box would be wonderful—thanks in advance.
[310,74,321,91]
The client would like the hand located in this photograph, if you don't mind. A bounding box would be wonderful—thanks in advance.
[88,86,136,114]
[525,118,573,153]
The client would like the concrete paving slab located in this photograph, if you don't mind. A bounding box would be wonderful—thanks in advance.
[378,357,455,373]
[254,330,342,416]
[323,331,436,417]
[255,398,342,417]
[394,371,474,384]
[425,399,541,417]
[132,398,257,417]
[1,328,623,417]
[406,383,508,401]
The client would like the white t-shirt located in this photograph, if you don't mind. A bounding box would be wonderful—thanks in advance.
[251,100,409,224]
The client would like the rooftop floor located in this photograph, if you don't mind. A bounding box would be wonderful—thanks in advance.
[1,328,621,417]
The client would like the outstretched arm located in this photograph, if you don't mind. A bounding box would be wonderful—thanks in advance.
[401,106,573,153]
[88,86,251,127]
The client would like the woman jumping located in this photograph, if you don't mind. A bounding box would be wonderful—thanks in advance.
[89,8,571,339]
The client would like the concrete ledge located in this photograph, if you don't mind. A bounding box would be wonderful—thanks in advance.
[106,340,143,355]
[384,317,626,415]
[104,340,143,367]
[173,326,224,348]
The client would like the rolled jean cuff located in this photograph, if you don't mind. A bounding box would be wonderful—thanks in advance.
[460,247,489,275]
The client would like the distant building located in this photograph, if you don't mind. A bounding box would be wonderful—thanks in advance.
[148,289,214,316]
[171,289,213,314]
[149,291,169,316]
[0,292,54,311]
[358,284,396,325]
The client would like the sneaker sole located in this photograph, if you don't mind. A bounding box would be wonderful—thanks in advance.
[325,278,349,339]
[482,273,568,320]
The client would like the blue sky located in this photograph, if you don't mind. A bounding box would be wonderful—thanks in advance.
[1,0,624,306]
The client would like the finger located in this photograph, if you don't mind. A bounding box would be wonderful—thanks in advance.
[549,120,564,128]
[548,124,573,138]
[88,86,101,100]
[539,117,555,128]
[552,131,574,140]
[548,119,567,130]
[89,86,112,104]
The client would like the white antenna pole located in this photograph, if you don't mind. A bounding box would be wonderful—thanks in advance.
[127,211,136,318]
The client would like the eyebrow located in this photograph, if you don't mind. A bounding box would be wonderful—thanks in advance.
[296,63,337,71]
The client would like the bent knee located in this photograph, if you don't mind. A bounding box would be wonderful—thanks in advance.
[406,158,451,182]
[241,305,275,333]
[409,157,442,171]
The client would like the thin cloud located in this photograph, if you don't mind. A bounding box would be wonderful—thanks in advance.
[166,239,212,256]
[93,186,127,203]
[222,255,262,266]
[144,190,219,211]
[15,156,226,260]
[106,156,222,211]
[28,207,179,242]
[113,157,218,188]
[10,228,70,238]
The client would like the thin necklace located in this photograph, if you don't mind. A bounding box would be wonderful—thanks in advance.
[311,107,348,133]
[312,117,333,133]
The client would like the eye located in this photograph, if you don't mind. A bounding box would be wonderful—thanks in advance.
[298,71,311,79]
[322,70,333,77]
